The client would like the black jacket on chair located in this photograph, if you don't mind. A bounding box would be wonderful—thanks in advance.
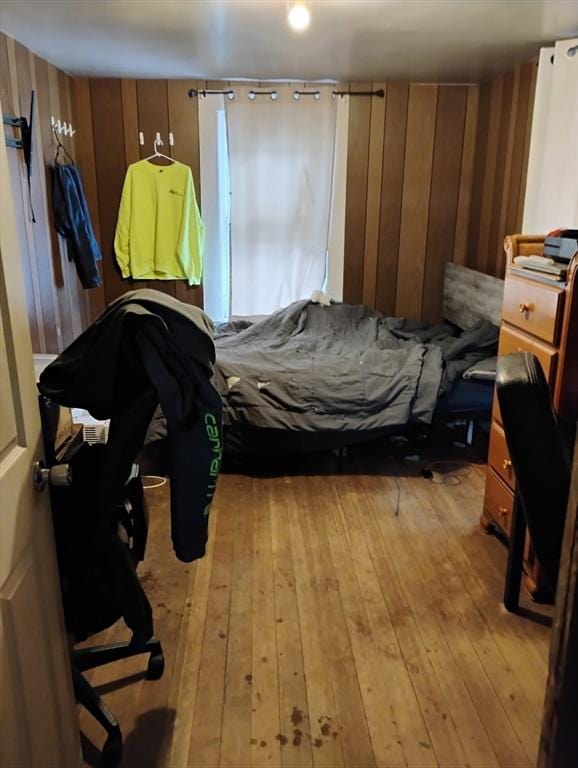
[39,290,223,641]
[47,442,152,642]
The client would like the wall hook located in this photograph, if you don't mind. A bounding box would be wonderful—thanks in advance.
[51,115,63,133]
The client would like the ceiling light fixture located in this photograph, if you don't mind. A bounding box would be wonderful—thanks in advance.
[288,3,311,32]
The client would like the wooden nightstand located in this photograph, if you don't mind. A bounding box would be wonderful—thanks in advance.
[481,234,578,600]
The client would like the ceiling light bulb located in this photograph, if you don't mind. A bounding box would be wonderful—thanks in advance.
[288,3,310,32]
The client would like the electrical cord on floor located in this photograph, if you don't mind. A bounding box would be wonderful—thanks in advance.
[421,461,471,486]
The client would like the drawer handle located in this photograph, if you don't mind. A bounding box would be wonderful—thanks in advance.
[519,302,534,314]
[498,507,508,517]
[502,459,512,471]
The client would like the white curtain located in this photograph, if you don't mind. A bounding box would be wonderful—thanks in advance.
[226,85,337,316]
[199,94,231,323]
[326,94,349,302]
[523,38,578,233]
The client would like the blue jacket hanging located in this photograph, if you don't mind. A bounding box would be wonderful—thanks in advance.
[52,162,102,288]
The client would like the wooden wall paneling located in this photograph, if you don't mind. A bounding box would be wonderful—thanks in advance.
[33,55,63,288]
[422,86,468,323]
[121,80,140,166]
[46,62,75,347]
[476,74,504,275]
[72,77,106,323]
[375,83,408,317]
[136,79,175,297]
[2,33,127,349]
[494,67,521,277]
[61,68,87,336]
[69,73,92,329]
[0,34,42,352]
[7,38,49,351]
[395,84,438,319]
[459,62,536,283]
[120,78,148,292]
[168,79,204,308]
[467,81,491,271]
[58,67,85,338]
[343,83,371,305]
[517,60,538,229]
[15,43,72,353]
[504,62,535,244]
[136,79,171,162]
[168,80,202,191]
[486,70,515,276]
[13,40,61,350]
[361,83,386,309]
[90,79,130,304]
[32,53,78,348]
[453,86,479,266]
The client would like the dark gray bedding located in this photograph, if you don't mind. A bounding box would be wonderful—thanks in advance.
[212,300,498,433]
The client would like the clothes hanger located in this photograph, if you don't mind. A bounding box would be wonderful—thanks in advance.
[143,136,175,164]
[53,125,74,165]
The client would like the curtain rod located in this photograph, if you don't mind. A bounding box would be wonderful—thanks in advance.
[189,87,236,99]
[334,89,384,98]
[188,87,384,100]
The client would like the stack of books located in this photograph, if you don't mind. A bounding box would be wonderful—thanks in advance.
[512,254,568,281]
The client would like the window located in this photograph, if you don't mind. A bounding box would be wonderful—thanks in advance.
[199,86,349,321]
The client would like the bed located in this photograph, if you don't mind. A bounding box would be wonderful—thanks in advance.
[144,262,504,457]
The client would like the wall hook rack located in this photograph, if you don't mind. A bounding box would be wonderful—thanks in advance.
[138,132,175,148]
[51,116,76,137]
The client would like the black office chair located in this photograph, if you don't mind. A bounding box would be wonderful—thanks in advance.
[39,397,164,767]
[496,352,572,612]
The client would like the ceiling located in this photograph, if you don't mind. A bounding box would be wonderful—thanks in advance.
[1,0,577,83]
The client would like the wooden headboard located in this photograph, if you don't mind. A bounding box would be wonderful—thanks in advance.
[442,262,504,329]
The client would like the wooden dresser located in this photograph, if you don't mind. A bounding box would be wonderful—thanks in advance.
[481,234,578,600]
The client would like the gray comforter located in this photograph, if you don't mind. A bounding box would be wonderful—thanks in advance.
[213,300,498,432]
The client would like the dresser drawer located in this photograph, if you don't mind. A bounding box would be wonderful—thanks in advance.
[488,421,516,489]
[502,274,564,344]
[498,325,558,382]
[492,325,558,423]
[483,468,514,535]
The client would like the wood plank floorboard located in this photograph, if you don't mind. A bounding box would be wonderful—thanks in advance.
[79,439,551,768]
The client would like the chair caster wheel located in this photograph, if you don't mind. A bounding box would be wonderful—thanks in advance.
[146,652,165,680]
[101,732,123,767]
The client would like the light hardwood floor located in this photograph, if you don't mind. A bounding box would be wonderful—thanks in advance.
[79,445,551,768]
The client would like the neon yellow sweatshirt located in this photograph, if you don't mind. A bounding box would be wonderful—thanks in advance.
[114,159,204,285]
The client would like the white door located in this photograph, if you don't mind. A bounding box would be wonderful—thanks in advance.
[0,99,80,766]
